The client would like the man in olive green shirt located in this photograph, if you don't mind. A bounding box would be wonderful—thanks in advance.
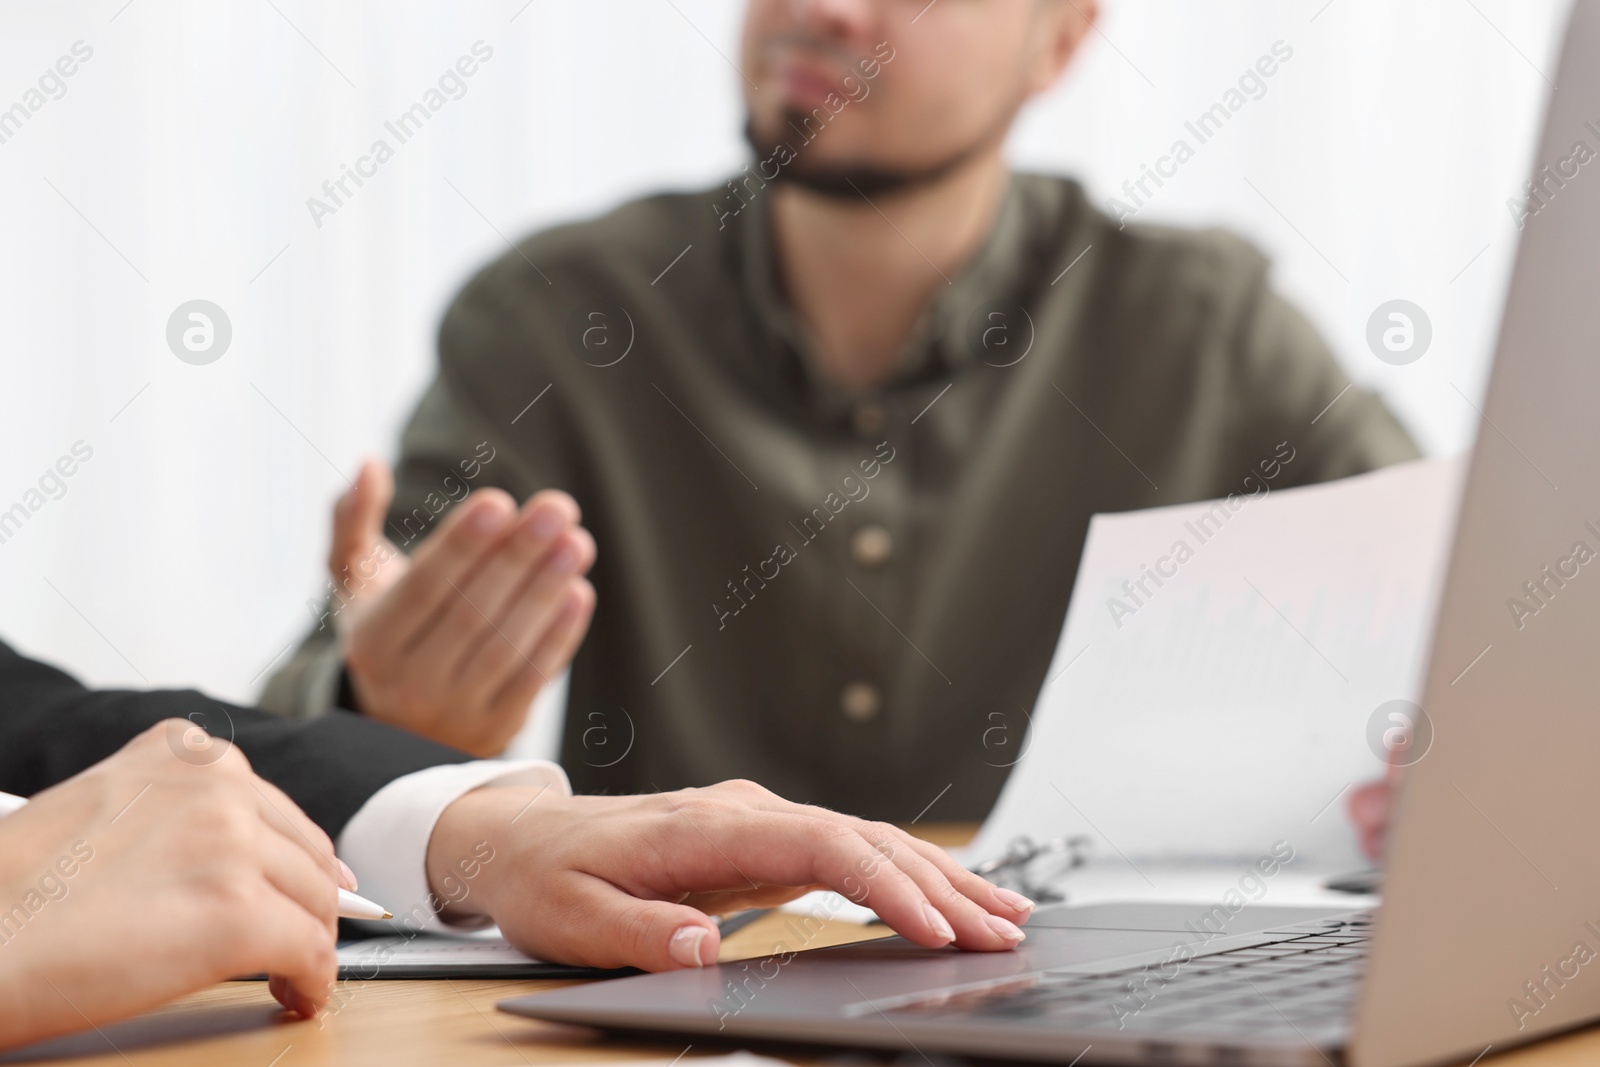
[265,0,1417,822]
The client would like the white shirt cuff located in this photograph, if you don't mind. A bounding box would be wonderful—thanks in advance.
[336,759,569,935]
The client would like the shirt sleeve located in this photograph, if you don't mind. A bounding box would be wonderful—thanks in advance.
[1228,267,1422,484]
[257,633,344,720]
[336,759,571,934]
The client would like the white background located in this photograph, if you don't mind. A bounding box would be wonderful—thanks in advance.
[0,0,1571,703]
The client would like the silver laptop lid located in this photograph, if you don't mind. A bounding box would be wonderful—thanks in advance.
[1352,2,1600,1064]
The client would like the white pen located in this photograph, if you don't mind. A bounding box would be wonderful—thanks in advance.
[336,888,394,921]
[0,790,392,920]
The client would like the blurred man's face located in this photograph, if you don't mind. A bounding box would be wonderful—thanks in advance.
[740,0,1076,197]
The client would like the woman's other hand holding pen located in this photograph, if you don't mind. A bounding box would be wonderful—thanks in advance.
[0,721,349,1051]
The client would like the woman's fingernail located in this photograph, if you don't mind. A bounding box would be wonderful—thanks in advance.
[986,914,1027,944]
[336,859,358,891]
[993,888,1035,915]
[922,904,956,944]
[669,925,710,968]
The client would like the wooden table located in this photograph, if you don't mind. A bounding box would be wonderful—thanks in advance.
[0,894,895,1067]
[6,824,1600,1066]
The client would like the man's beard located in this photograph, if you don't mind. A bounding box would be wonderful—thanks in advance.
[743,110,1001,200]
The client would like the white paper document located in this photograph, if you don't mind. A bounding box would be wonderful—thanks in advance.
[970,456,1464,874]
[337,932,554,976]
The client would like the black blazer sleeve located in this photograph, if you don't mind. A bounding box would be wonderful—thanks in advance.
[0,640,474,839]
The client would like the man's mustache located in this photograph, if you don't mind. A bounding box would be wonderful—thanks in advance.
[758,32,866,73]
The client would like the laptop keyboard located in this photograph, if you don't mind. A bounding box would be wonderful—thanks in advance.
[885,914,1371,1041]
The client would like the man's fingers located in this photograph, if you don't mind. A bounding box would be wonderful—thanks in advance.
[407,488,517,570]
[524,578,596,682]
[479,579,596,743]
[334,480,594,745]
[448,492,582,646]
[526,872,721,972]
[350,490,516,664]
[448,522,591,695]
[351,460,393,545]
[329,460,393,573]
[466,534,595,705]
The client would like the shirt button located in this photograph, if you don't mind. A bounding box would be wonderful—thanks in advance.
[852,402,886,437]
[840,682,881,723]
[851,525,893,568]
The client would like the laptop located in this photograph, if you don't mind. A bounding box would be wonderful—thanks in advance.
[502,3,1600,1064]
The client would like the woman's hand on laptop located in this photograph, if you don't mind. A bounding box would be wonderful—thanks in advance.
[0,722,346,1051]
[428,779,1036,972]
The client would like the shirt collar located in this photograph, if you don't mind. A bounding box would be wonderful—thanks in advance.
[737,173,1047,408]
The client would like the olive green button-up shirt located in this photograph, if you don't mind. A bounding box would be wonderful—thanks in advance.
[263,173,1419,822]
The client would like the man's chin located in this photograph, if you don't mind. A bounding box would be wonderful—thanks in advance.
[746,133,975,201]
[744,115,999,202]
[744,122,920,199]
[771,165,938,201]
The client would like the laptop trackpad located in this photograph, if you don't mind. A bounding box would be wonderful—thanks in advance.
[1024,901,1356,934]
[741,902,1360,1005]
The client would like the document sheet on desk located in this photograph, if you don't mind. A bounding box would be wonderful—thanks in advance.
[334,931,615,978]
[970,457,1464,873]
